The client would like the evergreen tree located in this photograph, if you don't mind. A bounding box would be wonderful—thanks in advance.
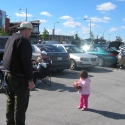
[41,28,49,41]
[90,31,94,39]
[116,36,122,42]
[74,33,80,42]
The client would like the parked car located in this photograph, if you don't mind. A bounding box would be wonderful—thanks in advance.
[31,44,41,61]
[0,36,9,61]
[53,44,99,70]
[34,44,71,71]
[42,40,60,45]
[106,41,124,52]
[85,46,118,66]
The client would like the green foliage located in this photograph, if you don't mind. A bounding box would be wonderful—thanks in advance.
[90,31,94,39]
[116,36,122,42]
[41,28,49,40]
[0,29,10,36]
[74,33,80,42]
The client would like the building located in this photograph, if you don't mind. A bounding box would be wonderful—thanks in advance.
[0,9,6,29]
[9,20,40,44]
[48,34,74,43]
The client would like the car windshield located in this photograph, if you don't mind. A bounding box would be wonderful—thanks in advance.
[32,45,41,53]
[40,45,64,52]
[65,46,85,53]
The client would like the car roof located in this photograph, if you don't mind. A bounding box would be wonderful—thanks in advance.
[54,44,77,46]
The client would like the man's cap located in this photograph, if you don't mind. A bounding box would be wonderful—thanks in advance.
[41,51,47,55]
[17,21,33,30]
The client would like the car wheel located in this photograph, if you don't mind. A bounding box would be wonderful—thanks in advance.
[98,57,105,66]
[70,59,76,70]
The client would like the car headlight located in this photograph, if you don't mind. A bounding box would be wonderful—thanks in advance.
[80,58,88,61]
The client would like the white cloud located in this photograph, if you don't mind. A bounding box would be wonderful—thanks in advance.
[40,11,53,16]
[81,26,90,34]
[120,26,125,29]
[90,16,111,23]
[63,21,81,27]
[84,15,88,19]
[123,18,125,21]
[116,0,124,1]
[109,27,117,32]
[90,23,100,28]
[39,20,47,23]
[96,2,116,11]
[60,15,73,21]
[15,12,33,17]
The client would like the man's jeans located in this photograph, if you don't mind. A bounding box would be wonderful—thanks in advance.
[4,72,29,125]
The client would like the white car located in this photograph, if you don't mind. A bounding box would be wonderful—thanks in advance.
[53,44,99,70]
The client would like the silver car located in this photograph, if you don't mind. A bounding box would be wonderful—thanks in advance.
[53,44,99,70]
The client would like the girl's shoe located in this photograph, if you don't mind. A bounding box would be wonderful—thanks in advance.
[77,106,82,109]
[81,108,88,111]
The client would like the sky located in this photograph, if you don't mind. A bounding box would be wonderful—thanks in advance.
[1,0,125,41]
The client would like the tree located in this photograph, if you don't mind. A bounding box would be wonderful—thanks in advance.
[74,33,80,42]
[0,29,10,36]
[116,36,122,42]
[41,28,49,41]
[90,31,94,39]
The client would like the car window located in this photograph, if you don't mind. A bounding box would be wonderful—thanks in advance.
[40,46,63,52]
[46,46,63,52]
[33,45,41,53]
[56,46,66,52]
[40,47,51,52]
[87,46,98,52]
[65,46,85,53]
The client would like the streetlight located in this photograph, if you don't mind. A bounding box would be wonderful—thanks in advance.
[19,8,27,21]
[84,18,91,38]
[109,34,110,41]
[53,22,59,38]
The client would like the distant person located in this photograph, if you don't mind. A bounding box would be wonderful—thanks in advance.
[75,70,91,111]
[32,51,51,85]
[3,21,34,125]
[38,39,42,44]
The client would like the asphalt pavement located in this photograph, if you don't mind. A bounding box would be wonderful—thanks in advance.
[0,66,125,125]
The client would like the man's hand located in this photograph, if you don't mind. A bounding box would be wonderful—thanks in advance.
[36,57,42,63]
[28,81,35,90]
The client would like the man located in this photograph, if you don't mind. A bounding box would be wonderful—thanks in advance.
[33,51,51,84]
[38,39,42,44]
[3,21,34,125]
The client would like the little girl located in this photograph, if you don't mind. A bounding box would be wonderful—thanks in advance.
[77,70,91,111]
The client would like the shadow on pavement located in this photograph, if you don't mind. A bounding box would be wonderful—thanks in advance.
[51,70,94,79]
[75,67,114,73]
[35,81,77,93]
[88,108,125,120]
[0,89,6,94]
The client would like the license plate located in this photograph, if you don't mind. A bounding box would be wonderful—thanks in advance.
[57,57,62,60]
[92,61,96,65]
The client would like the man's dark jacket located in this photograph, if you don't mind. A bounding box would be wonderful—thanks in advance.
[3,32,33,80]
